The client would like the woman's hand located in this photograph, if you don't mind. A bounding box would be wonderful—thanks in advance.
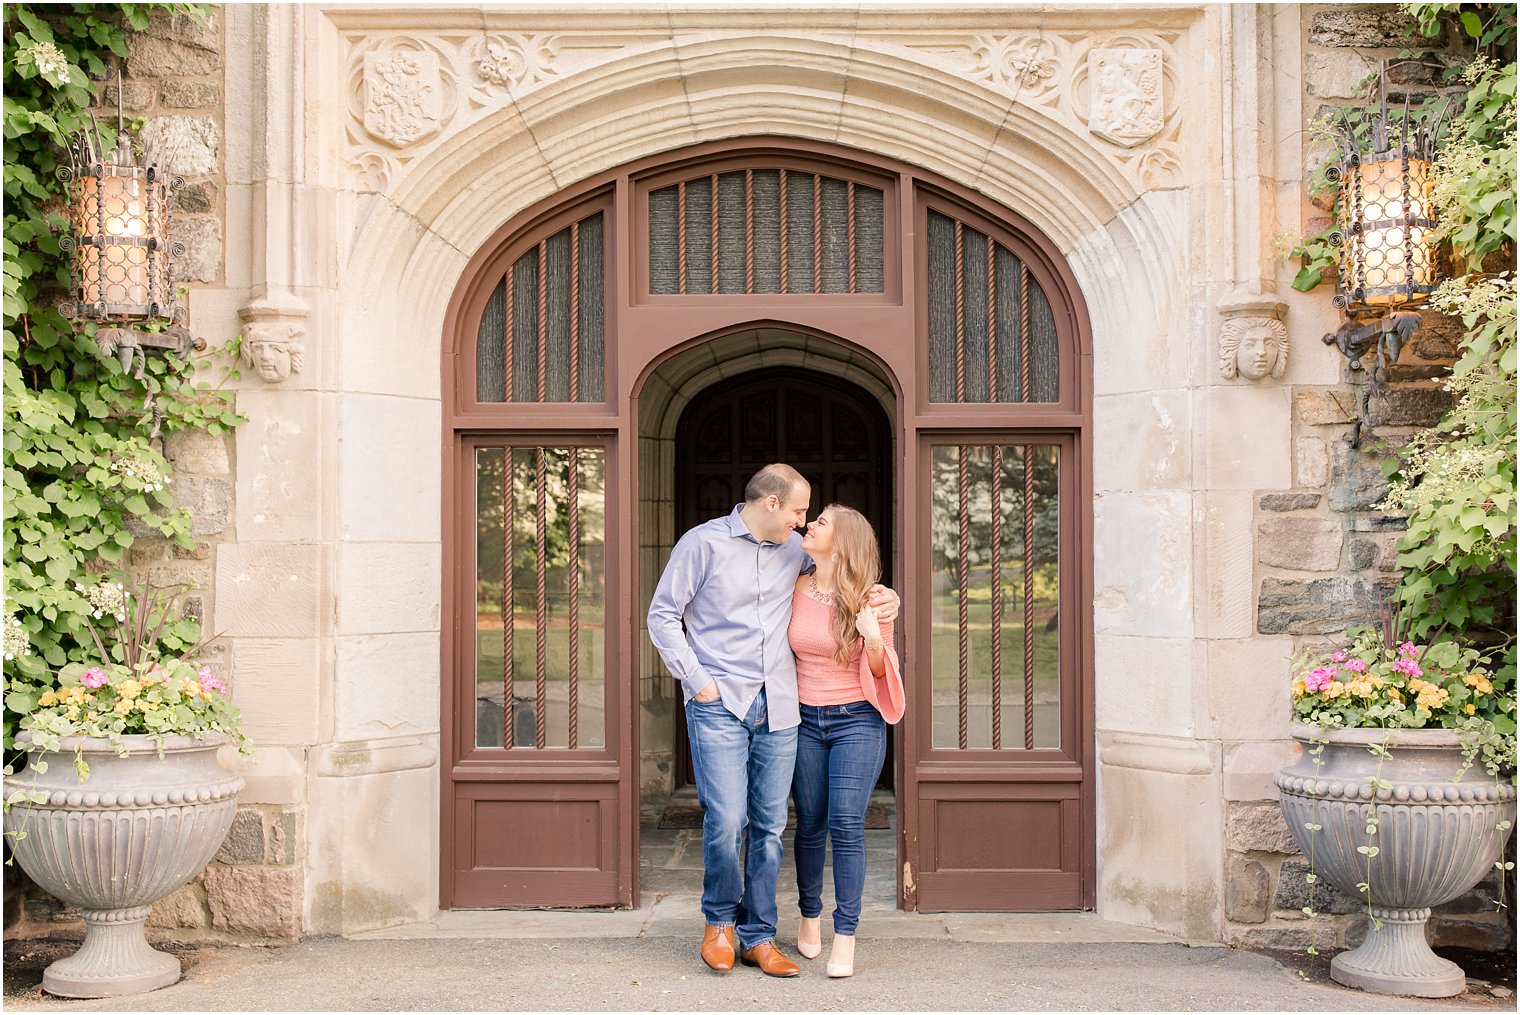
[855,605,884,647]
[866,584,900,623]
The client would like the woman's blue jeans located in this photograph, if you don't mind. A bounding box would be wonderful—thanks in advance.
[792,701,886,936]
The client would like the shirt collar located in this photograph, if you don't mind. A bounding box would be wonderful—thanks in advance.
[726,504,758,543]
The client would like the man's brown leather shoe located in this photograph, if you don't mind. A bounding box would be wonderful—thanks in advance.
[701,925,735,971]
[739,940,801,977]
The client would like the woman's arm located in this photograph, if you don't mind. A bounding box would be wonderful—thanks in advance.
[856,606,888,677]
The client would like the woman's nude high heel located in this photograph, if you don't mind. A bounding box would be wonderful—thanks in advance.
[797,917,822,959]
[826,934,855,977]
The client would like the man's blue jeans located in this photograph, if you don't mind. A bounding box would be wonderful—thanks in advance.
[685,688,798,949]
[792,701,887,936]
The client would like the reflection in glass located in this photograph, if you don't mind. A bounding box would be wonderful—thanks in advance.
[475,446,607,749]
[929,444,1060,750]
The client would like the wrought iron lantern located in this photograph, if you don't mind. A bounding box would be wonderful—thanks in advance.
[1321,64,1445,375]
[58,87,199,373]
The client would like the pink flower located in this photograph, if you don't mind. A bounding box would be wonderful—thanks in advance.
[1344,659,1367,673]
[1331,651,1346,663]
[1305,667,1336,692]
[1393,658,1423,678]
[81,667,108,689]
[198,666,226,694]
[1398,641,1418,657]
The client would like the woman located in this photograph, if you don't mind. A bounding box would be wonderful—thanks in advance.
[789,505,905,978]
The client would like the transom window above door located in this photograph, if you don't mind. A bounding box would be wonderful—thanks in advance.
[637,156,899,300]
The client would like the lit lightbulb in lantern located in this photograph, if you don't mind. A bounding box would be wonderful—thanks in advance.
[1351,155,1435,306]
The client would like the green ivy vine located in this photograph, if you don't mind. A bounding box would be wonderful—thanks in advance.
[3,3,240,758]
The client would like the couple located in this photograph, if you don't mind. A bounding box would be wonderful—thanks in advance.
[648,463,906,980]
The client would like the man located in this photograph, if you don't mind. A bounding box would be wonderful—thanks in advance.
[647,464,898,977]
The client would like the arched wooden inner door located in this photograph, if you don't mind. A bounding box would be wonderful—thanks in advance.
[673,366,894,789]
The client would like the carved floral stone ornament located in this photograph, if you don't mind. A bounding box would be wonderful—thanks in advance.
[363,48,442,148]
[238,292,308,384]
[970,35,1057,94]
[1089,47,1164,147]
[475,35,559,91]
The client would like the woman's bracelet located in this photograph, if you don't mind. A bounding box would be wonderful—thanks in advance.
[864,639,885,653]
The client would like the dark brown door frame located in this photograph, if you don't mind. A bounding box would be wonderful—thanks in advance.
[441,137,1094,914]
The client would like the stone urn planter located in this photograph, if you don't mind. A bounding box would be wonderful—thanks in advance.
[5,734,244,998]
[1276,723,1517,997]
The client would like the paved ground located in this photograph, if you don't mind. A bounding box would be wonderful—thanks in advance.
[4,824,1513,1011]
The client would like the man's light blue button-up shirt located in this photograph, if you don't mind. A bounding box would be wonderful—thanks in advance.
[647,504,808,731]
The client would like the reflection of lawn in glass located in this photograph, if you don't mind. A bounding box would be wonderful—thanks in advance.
[474,623,606,749]
[929,579,1061,750]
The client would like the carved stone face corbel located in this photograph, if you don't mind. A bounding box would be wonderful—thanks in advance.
[1217,293,1289,383]
[238,291,309,384]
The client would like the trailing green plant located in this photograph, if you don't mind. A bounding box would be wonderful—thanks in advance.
[1378,13,1516,643]
[3,4,239,761]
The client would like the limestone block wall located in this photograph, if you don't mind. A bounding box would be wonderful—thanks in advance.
[1218,5,1511,955]
[3,6,303,945]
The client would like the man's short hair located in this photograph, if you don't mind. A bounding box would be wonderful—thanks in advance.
[744,463,807,505]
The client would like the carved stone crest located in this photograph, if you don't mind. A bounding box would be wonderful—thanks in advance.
[1089,47,1164,148]
[970,36,1057,95]
[475,35,559,92]
[364,49,441,148]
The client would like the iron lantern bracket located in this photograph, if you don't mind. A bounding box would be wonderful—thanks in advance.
[1321,310,1424,450]
[95,325,206,375]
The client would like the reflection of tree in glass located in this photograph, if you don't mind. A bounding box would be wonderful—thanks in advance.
[475,447,607,610]
[929,445,1059,575]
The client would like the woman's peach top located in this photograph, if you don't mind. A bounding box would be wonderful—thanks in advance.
[788,588,906,724]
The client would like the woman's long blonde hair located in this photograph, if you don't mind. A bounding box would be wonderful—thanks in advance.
[820,505,882,663]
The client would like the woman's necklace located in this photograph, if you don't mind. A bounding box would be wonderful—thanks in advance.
[808,574,835,605]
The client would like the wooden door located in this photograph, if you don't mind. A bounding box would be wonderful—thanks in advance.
[673,367,894,788]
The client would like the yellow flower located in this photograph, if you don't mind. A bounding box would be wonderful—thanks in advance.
[117,679,142,700]
[114,699,133,716]
[38,690,58,707]
[1325,681,1346,699]
[1350,680,1377,700]
[65,705,80,720]
[1291,678,1308,697]
[1463,703,1477,715]
[1386,688,1403,704]
[1416,686,1449,710]
[181,677,200,696]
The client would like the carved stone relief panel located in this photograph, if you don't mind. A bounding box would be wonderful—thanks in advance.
[897,29,1186,190]
[334,15,1193,196]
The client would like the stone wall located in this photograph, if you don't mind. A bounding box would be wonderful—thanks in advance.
[3,6,303,946]
[1221,4,1511,955]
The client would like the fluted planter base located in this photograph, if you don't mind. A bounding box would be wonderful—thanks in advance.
[1329,907,1463,998]
[42,906,180,999]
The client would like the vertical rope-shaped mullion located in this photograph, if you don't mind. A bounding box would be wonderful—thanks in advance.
[990,444,1004,750]
[677,180,688,294]
[1018,262,1032,403]
[812,174,822,294]
[987,235,998,403]
[503,263,514,402]
[847,181,858,294]
[534,447,548,749]
[567,447,580,750]
[1022,444,1036,750]
[779,169,789,292]
[744,168,755,295]
[502,449,515,748]
[535,239,547,403]
[709,174,719,294]
[956,446,971,751]
[569,222,580,403]
[954,221,966,403]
